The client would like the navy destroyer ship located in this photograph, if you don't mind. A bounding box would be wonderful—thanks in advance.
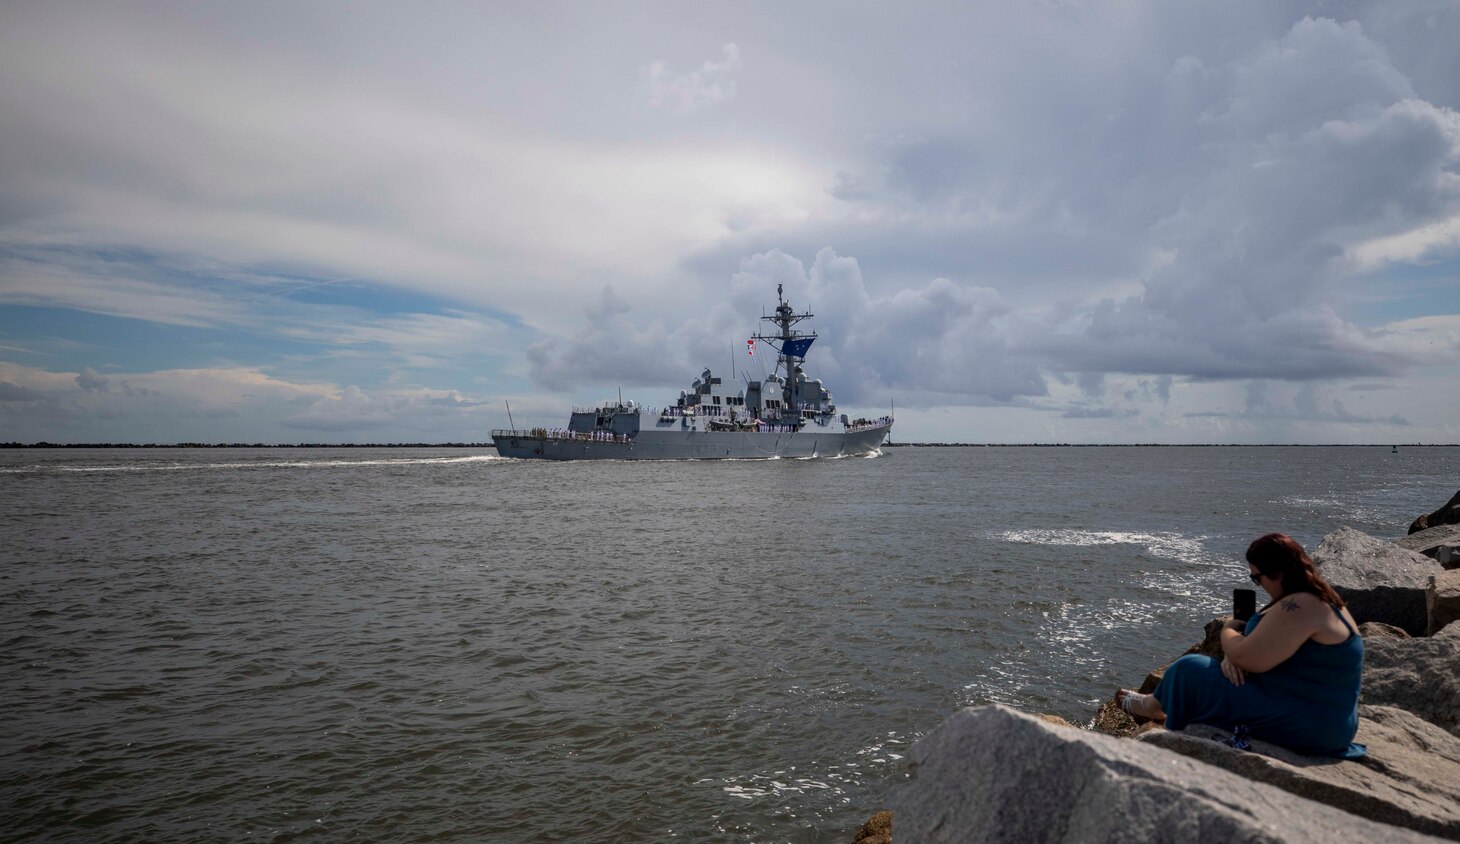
[492,285,893,460]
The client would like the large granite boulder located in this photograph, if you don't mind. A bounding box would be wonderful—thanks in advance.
[1362,625,1460,738]
[1397,523,1460,561]
[1139,705,1460,839]
[1312,527,1440,636]
[1430,570,1460,636]
[1409,489,1460,535]
[894,705,1443,843]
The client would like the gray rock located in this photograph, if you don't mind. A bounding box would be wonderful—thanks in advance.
[1089,697,1141,738]
[1409,489,1460,535]
[1359,621,1411,639]
[1430,570,1460,636]
[894,705,1443,843]
[1139,705,1460,840]
[1363,633,1460,738]
[852,810,892,844]
[1187,616,1229,659]
[1312,527,1440,636]
[1396,524,1460,560]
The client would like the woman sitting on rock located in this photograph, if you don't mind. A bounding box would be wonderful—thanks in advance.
[1116,533,1365,758]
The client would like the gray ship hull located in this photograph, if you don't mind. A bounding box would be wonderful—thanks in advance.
[492,424,890,460]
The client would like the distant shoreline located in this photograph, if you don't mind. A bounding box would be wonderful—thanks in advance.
[3,442,1453,449]
[882,442,1457,448]
[1,442,495,449]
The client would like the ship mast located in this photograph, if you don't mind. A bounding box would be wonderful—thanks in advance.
[751,283,816,422]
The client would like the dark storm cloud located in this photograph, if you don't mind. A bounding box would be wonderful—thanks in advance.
[0,380,45,401]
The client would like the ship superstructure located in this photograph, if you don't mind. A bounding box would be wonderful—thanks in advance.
[491,285,893,460]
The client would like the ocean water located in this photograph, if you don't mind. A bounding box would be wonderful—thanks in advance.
[2,445,1455,841]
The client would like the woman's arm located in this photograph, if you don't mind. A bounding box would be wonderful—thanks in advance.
[1220,594,1324,672]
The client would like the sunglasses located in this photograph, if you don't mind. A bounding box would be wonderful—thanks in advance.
[1249,572,1265,584]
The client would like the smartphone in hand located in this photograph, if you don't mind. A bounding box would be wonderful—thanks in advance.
[1233,588,1256,622]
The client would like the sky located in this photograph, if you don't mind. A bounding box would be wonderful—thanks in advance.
[1,1,1458,444]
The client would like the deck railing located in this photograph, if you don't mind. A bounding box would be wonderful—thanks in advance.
[491,428,631,443]
[844,415,894,432]
[492,415,891,442]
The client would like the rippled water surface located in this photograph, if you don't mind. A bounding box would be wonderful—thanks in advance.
[3,446,1456,841]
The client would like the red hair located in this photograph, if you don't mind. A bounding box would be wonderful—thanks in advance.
[1246,533,1345,608]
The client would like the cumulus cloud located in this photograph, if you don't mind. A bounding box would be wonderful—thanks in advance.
[526,284,731,392]
[529,248,1047,407]
[643,44,741,113]
[75,366,109,391]
[1026,18,1460,383]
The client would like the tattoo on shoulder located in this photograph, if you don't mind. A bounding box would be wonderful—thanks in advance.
[1281,598,1301,612]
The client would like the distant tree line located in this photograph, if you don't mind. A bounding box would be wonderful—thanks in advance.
[883,442,1435,447]
[2,441,1441,449]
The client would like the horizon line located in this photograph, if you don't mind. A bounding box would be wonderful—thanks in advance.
[3,442,1455,449]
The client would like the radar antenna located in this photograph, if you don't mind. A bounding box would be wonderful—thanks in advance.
[751,284,816,422]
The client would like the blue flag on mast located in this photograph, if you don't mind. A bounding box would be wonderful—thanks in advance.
[781,337,815,358]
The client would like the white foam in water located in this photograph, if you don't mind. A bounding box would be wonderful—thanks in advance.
[960,529,1230,711]
[994,528,1209,562]
[713,732,906,805]
[1275,494,1400,530]
[1276,496,1340,508]
[50,454,505,473]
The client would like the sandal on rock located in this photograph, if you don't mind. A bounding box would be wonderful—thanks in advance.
[1116,689,1151,717]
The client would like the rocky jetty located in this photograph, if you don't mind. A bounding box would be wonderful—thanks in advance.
[1312,526,1440,636]
[859,506,1460,843]
[1139,706,1460,839]
[1410,489,1460,535]
[893,706,1445,843]
[1397,523,1460,565]
[1362,622,1460,738]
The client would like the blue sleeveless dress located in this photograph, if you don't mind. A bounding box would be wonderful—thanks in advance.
[1152,604,1365,758]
